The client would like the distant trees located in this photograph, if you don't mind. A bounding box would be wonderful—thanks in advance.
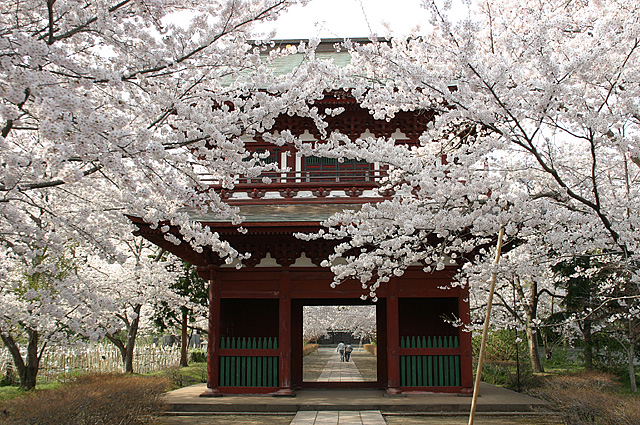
[153,261,208,367]
[304,306,376,344]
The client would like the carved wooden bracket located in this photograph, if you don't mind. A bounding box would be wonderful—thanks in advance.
[269,242,304,267]
[279,188,298,198]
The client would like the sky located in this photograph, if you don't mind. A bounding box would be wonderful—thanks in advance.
[255,0,467,40]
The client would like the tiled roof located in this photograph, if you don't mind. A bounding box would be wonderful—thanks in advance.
[187,203,362,223]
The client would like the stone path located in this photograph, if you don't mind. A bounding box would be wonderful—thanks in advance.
[163,347,555,425]
[290,410,386,425]
[294,350,381,424]
[317,348,364,382]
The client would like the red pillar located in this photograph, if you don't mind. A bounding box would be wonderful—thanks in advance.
[386,277,402,394]
[274,270,295,396]
[459,283,474,393]
[291,300,303,388]
[201,267,222,397]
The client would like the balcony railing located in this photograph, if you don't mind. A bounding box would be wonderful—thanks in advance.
[203,169,387,186]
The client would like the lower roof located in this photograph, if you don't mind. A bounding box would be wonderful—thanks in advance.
[188,203,363,224]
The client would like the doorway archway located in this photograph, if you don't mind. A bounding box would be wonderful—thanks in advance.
[291,299,386,389]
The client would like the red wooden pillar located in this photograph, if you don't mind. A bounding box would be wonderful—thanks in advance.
[376,300,388,386]
[386,277,402,394]
[274,270,295,396]
[201,267,223,397]
[291,299,303,388]
[459,283,473,394]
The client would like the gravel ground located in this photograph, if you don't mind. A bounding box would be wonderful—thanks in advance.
[350,350,378,381]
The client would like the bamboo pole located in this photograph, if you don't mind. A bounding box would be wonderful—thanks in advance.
[468,227,505,425]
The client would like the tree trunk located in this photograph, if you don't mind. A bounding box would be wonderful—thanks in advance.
[524,324,544,373]
[517,277,544,373]
[180,307,189,367]
[0,328,42,390]
[582,320,594,370]
[123,304,142,373]
[628,342,637,393]
[106,304,142,373]
[105,333,127,371]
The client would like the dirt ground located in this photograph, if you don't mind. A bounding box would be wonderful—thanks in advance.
[160,414,294,425]
[350,350,378,381]
[160,413,563,425]
[384,414,563,425]
[303,348,333,381]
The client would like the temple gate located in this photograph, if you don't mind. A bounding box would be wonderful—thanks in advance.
[133,39,473,396]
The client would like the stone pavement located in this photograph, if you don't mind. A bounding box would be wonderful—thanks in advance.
[317,348,363,382]
[164,346,553,424]
[290,410,385,425]
[288,349,380,425]
[165,384,549,413]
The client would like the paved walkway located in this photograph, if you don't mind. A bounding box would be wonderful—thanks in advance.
[165,384,548,413]
[317,349,363,382]
[292,349,377,424]
[290,410,386,425]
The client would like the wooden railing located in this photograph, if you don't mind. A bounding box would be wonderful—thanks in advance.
[219,337,278,387]
[203,169,387,186]
[399,336,461,387]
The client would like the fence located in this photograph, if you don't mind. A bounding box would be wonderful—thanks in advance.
[399,335,461,387]
[0,344,181,383]
[219,337,279,387]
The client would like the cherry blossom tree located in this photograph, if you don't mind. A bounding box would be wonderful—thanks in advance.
[304,306,376,343]
[0,0,337,385]
[0,0,329,272]
[0,243,110,389]
[82,238,184,373]
[291,0,640,386]
[466,237,565,373]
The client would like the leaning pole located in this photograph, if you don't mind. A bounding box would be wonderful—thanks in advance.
[468,227,505,425]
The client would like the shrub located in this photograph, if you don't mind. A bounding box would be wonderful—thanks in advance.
[0,373,169,425]
[0,367,18,387]
[189,349,207,363]
[472,329,528,363]
[303,344,319,356]
[363,344,377,356]
[534,371,640,425]
[479,361,541,392]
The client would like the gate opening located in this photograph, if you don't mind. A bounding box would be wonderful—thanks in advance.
[302,305,378,383]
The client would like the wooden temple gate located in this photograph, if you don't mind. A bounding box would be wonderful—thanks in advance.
[133,45,473,395]
[134,219,474,396]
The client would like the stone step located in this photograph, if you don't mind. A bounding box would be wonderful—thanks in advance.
[291,410,386,425]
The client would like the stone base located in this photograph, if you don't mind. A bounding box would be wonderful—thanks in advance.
[199,388,224,398]
[272,388,296,397]
[385,387,405,396]
[459,387,474,396]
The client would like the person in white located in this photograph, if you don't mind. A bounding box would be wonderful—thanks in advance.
[336,341,346,362]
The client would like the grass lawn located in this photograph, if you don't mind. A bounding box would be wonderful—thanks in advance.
[149,362,208,389]
[0,382,62,401]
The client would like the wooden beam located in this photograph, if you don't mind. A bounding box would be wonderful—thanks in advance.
[273,271,295,396]
[386,277,401,394]
[201,267,223,397]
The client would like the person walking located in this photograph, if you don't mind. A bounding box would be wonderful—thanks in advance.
[336,341,346,362]
[345,343,353,362]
